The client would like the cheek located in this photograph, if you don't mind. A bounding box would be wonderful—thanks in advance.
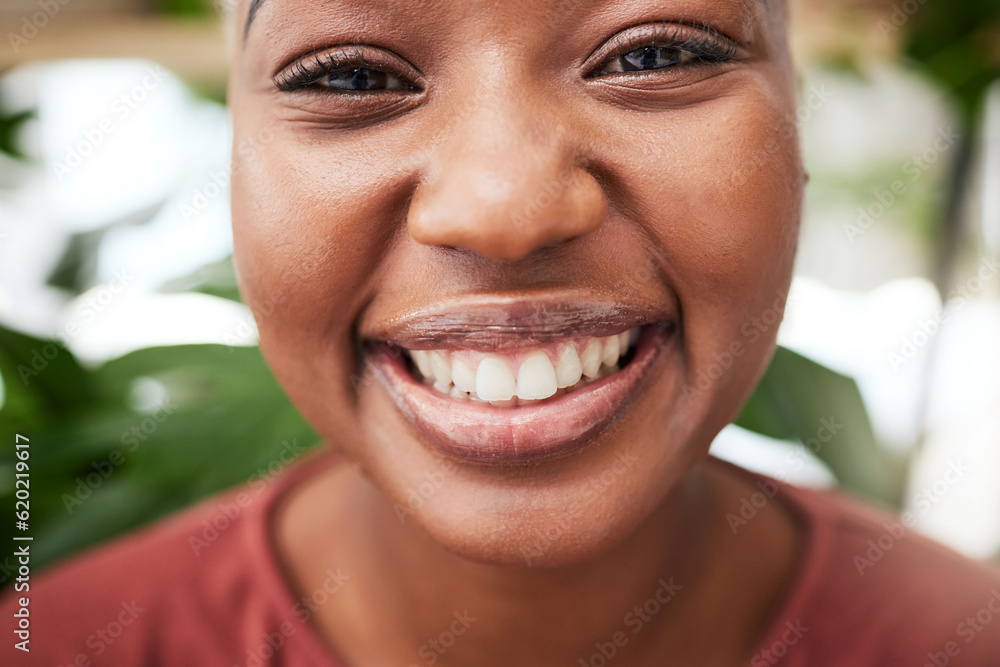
[605,83,803,430]
[229,120,412,431]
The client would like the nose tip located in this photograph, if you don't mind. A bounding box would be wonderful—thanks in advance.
[407,162,608,262]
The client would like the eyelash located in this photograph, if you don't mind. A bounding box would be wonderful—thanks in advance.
[273,47,418,93]
[589,22,739,77]
[272,23,738,94]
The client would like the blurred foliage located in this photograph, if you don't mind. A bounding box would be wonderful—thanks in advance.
[902,0,1000,124]
[46,231,106,293]
[0,326,319,580]
[899,0,1000,287]
[155,0,216,19]
[736,347,907,507]
[0,110,33,161]
[162,255,243,303]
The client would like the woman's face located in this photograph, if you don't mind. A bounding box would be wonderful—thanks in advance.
[229,0,803,566]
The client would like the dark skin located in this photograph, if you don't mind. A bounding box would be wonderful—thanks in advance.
[229,0,806,664]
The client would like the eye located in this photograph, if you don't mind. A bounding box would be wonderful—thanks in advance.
[273,48,421,94]
[587,23,739,78]
[607,45,690,73]
[320,68,413,92]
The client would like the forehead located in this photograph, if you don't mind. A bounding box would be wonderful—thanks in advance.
[242,0,767,40]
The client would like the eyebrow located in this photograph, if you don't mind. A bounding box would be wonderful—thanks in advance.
[244,0,767,41]
[244,0,265,39]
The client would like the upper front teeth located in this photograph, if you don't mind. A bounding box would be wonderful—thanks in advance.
[555,346,583,388]
[477,357,517,401]
[406,328,639,404]
[452,358,477,394]
[516,351,558,400]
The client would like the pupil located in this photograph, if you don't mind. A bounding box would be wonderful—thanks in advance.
[640,47,659,69]
[352,69,370,90]
[325,68,401,91]
[327,68,391,91]
[622,46,680,72]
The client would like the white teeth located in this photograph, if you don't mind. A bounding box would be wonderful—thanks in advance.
[411,350,434,379]
[451,358,478,394]
[581,339,603,378]
[618,331,631,355]
[555,346,583,388]
[429,351,452,385]
[602,335,620,367]
[516,351,558,400]
[476,357,517,401]
[405,327,642,407]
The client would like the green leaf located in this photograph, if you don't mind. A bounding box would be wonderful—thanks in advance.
[736,346,907,508]
[0,327,96,423]
[0,333,318,578]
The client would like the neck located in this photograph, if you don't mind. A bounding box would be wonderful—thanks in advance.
[274,454,799,667]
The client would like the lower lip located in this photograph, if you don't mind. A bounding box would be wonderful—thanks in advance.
[368,324,674,466]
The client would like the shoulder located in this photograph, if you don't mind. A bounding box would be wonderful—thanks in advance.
[745,465,1000,666]
[0,451,344,667]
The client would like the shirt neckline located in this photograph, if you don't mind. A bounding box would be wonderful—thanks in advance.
[248,450,829,667]
[712,456,830,663]
[248,448,354,667]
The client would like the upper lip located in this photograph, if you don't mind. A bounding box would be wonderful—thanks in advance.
[360,292,677,352]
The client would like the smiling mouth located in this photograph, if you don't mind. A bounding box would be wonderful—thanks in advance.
[402,328,640,407]
[362,298,678,465]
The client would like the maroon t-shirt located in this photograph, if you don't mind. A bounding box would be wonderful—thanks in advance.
[4,451,1000,666]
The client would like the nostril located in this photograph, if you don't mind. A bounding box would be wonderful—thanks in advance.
[407,158,607,261]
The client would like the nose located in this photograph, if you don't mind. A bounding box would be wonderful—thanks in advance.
[407,92,607,262]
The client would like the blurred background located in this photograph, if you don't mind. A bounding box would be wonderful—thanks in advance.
[0,0,998,581]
